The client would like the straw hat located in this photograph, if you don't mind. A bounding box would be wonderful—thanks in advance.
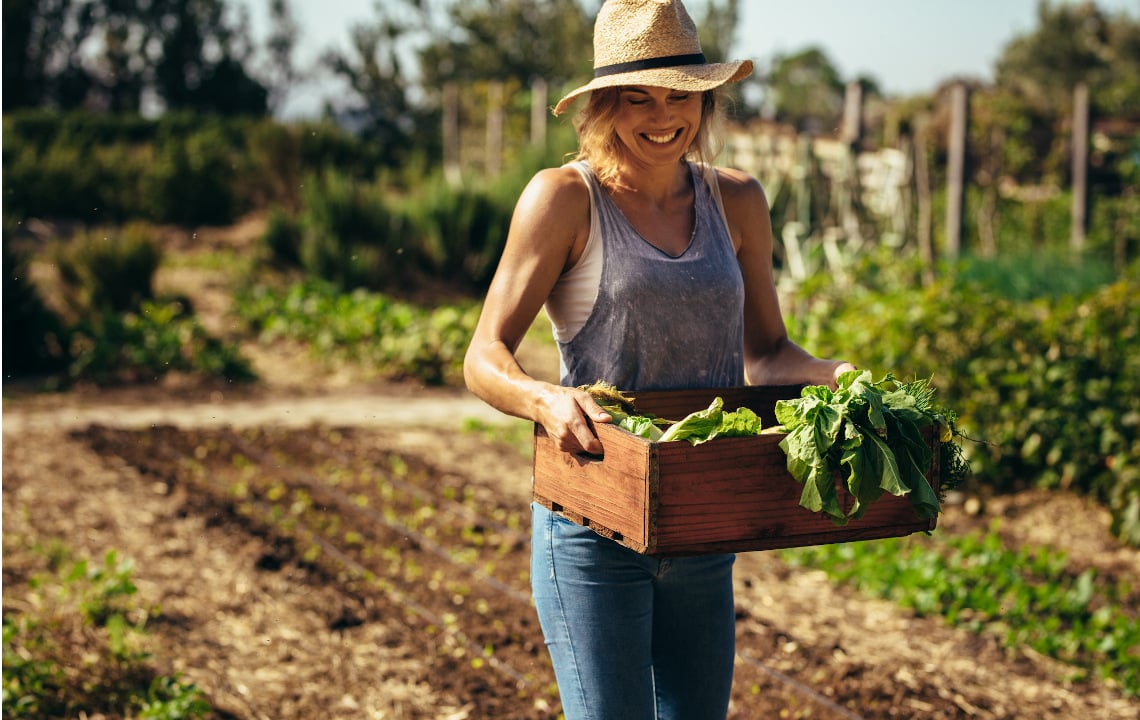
[552,0,753,116]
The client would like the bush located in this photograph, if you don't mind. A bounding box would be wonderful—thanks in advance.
[2,236,70,377]
[7,223,254,387]
[67,301,255,385]
[261,205,303,267]
[787,262,1140,545]
[234,279,478,386]
[52,223,162,318]
[2,111,391,226]
[281,166,520,295]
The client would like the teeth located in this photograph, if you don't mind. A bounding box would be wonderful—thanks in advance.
[645,131,677,144]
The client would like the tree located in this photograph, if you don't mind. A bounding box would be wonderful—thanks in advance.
[995,0,1140,117]
[260,0,299,116]
[3,0,101,111]
[766,47,844,133]
[148,0,268,115]
[3,0,274,115]
[320,6,423,159]
[416,0,591,90]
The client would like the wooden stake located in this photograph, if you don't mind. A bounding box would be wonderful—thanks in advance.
[530,77,548,148]
[1071,82,1089,254]
[945,83,968,261]
[442,82,460,185]
[486,81,504,177]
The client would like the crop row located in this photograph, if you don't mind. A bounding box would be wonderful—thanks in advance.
[80,423,922,719]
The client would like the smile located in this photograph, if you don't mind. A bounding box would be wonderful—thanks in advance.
[643,129,682,144]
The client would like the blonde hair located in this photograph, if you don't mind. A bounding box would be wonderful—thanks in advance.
[570,87,724,189]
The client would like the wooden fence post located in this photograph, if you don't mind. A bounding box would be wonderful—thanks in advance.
[442,82,460,184]
[530,77,548,148]
[914,114,935,286]
[842,81,863,147]
[486,81,504,177]
[945,83,969,262]
[1071,81,1089,254]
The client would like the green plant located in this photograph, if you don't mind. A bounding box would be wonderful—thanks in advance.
[53,223,162,318]
[782,528,1140,696]
[67,300,255,384]
[262,204,303,267]
[774,372,955,523]
[2,235,70,377]
[786,273,1140,545]
[234,279,478,386]
[138,676,211,720]
[2,548,211,719]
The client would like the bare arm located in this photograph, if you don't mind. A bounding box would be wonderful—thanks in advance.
[463,167,611,454]
[717,168,855,387]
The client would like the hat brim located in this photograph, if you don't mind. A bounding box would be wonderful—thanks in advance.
[552,59,753,116]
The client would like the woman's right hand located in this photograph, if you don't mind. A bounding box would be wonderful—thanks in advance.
[536,385,613,456]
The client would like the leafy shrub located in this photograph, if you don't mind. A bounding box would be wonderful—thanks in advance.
[787,267,1140,544]
[53,223,162,317]
[22,224,254,386]
[294,169,408,291]
[67,301,255,385]
[282,166,519,294]
[146,119,243,225]
[234,279,479,386]
[2,111,391,226]
[2,236,70,377]
[261,205,303,267]
[955,249,1116,301]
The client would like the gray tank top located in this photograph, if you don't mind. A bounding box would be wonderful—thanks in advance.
[559,161,745,392]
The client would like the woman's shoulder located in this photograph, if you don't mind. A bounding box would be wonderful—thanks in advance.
[520,164,591,210]
[710,166,766,202]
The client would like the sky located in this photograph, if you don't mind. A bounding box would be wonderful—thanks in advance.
[243,0,1140,118]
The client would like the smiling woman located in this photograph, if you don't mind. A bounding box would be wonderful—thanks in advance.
[460,1,856,717]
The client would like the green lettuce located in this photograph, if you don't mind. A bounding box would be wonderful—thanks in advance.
[775,370,943,525]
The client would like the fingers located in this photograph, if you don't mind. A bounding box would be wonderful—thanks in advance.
[567,393,608,455]
[540,388,609,455]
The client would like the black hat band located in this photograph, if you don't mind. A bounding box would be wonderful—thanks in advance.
[593,52,707,78]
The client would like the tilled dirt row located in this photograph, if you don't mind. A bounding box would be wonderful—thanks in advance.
[4,420,1136,719]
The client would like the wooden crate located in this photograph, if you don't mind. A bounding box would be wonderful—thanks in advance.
[532,385,940,556]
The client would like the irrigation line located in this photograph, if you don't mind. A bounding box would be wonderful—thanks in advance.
[736,651,866,720]
[308,435,531,544]
[247,480,533,687]
[156,436,536,690]
[223,429,533,605]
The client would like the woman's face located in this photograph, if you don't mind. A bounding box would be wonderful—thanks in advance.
[611,85,703,169]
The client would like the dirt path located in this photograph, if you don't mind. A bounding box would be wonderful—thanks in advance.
[2,384,513,434]
[4,379,1137,719]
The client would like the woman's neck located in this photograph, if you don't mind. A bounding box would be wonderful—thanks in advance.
[609,159,690,207]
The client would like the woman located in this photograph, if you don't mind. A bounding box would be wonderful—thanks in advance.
[464,1,854,717]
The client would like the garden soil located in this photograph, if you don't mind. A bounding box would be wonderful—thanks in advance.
[3,220,1138,719]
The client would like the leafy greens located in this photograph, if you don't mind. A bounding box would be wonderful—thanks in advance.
[774,370,946,525]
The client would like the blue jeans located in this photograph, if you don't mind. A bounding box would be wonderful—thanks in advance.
[530,502,736,720]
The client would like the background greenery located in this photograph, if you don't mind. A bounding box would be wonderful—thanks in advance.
[4,0,1139,710]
